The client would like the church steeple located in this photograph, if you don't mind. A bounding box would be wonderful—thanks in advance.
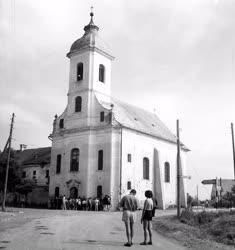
[84,7,99,33]
[67,8,113,59]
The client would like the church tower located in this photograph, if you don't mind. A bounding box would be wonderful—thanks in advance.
[66,9,114,127]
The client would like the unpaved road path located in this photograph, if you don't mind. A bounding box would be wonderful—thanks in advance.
[0,209,186,250]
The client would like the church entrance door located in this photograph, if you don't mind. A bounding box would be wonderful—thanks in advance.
[70,187,78,199]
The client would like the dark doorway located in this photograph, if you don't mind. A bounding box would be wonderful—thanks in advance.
[55,187,60,198]
[70,187,78,199]
[97,185,102,198]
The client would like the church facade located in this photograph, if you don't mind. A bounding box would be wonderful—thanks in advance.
[49,11,189,209]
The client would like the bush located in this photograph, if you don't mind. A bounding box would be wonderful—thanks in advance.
[180,210,219,226]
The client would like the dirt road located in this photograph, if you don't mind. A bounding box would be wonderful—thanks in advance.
[0,209,186,250]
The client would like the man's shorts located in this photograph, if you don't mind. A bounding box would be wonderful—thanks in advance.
[122,210,136,223]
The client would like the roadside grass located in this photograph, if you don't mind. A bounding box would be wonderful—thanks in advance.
[153,210,235,249]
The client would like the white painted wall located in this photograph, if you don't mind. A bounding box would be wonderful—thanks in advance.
[121,128,188,208]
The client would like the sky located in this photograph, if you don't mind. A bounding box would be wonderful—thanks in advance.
[0,0,235,200]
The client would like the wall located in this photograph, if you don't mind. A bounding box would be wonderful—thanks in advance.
[121,128,188,209]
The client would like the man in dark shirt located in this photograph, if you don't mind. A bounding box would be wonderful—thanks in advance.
[120,189,139,247]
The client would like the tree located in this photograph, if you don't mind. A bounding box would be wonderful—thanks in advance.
[222,185,235,208]
[0,150,20,193]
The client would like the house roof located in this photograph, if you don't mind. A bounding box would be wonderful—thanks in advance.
[15,147,51,166]
[98,95,189,150]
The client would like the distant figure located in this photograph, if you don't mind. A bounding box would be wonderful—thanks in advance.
[107,195,111,211]
[77,197,82,210]
[215,196,219,209]
[82,197,87,210]
[88,198,92,211]
[120,189,139,247]
[62,195,66,210]
[140,190,154,245]
[103,195,111,211]
[94,197,99,211]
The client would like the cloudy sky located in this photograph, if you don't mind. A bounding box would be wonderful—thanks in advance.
[1,0,235,199]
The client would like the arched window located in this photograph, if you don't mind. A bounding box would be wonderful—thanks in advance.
[77,63,83,81]
[97,185,102,198]
[127,181,131,190]
[55,187,60,198]
[56,154,61,174]
[98,150,103,170]
[70,148,79,171]
[100,111,104,122]
[59,119,64,129]
[99,64,105,83]
[164,162,170,183]
[143,157,149,180]
[75,96,82,112]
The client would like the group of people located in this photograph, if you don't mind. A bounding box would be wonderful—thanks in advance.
[120,189,156,247]
[61,195,111,211]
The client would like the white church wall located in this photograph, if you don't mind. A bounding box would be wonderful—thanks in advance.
[121,128,188,209]
[49,127,120,202]
[92,51,112,99]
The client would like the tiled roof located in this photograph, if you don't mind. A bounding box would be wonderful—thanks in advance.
[98,96,188,148]
[15,147,51,166]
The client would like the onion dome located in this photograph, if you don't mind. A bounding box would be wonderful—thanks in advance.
[67,9,113,59]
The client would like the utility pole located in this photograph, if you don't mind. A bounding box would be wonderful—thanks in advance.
[197,185,199,207]
[177,119,181,218]
[2,113,15,212]
[231,123,235,179]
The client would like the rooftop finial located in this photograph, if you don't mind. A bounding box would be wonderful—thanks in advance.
[90,6,94,15]
[84,6,99,33]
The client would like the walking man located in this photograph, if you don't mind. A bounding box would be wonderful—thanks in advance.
[62,195,66,210]
[120,189,139,247]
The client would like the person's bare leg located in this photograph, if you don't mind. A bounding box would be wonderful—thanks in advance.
[140,220,147,244]
[147,221,152,244]
[124,221,130,244]
[130,221,134,244]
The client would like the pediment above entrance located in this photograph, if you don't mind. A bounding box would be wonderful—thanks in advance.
[66,179,80,188]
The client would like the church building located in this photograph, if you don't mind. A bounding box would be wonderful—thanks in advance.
[49,10,189,209]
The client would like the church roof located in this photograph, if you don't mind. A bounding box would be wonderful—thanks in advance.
[15,147,51,166]
[98,96,188,149]
[67,10,113,58]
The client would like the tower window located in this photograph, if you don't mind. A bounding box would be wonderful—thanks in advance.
[100,112,104,122]
[97,185,102,198]
[98,150,103,170]
[127,181,131,190]
[77,63,83,81]
[56,154,61,174]
[143,157,149,180]
[46,170,49,178]
[127,154,131,162]
[99,64,105,83]
[70,148,79,172]
[59,119,64,129]
[75,96,82,112]
[164,162,170,183]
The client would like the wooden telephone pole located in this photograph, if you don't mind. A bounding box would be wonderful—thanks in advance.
[231,123,235,179]
[177,119,181,218]
[2,113,15,212]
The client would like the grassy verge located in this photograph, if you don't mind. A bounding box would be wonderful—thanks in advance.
[152,210,235,250]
